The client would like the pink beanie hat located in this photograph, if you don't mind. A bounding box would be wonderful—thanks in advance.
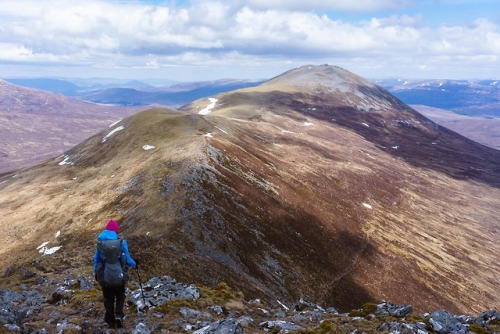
[105,220,119,233]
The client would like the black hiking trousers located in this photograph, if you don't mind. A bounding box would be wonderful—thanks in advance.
[102,285,126,326]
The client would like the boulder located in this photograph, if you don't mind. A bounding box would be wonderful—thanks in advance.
[376,302,413,317]
[128,276,200,312]
[429,310,467,334]
[259,320,305,332]
[194,318,244,334]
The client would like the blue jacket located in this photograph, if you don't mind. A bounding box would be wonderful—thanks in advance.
[93,230,136,273]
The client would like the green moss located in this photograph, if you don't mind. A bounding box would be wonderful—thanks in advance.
[469,323,491,334]
[71,288,103,305]
[406,315,426,323]
[199,281,240,304]
[299,320,343,334]
[348,303,377,317]
[155,298,197,314]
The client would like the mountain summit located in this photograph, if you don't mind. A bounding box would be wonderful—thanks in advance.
[0,65,499,314]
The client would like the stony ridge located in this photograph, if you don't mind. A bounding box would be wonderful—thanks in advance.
[1,267,498,333]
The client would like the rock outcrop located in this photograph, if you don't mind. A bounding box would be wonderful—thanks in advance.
[1,274,498,333]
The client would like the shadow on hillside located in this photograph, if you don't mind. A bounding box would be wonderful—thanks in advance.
[263,91,500,188]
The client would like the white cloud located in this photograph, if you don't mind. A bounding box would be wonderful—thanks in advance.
[245,0,411,11]
[0,0,498,80]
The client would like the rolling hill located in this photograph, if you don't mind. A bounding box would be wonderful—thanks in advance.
[0,80,140,173]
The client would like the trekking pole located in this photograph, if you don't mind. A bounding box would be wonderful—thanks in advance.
[136,265,148,311]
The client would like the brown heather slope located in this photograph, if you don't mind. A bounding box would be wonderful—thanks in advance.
[0,65,498,315]
[0,79,140,173]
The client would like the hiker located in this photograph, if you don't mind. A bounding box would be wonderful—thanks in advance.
[93,219,137,328]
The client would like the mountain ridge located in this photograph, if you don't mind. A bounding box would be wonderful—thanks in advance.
[0,65,498,317]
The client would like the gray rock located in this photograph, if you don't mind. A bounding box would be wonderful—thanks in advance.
[19,265,36,279]
[193,318,244,334]
[128,276,201,312]
[0,289,45,326]
[132,323,151,334]
[378,321,428,334]
[3,266,15,278]
[237,316,254,327]
[294,298,325,312]
[259,320,305,332]
[173,318,195,331]
[3,323,21,332]
[274,310,286,318]
[56,321,82,334]
[376,302,413,317]
[455,315,475,324]
[291,310,323,323]
[78,276,93,290]
[429,310,467,334]
[326,307,339,314]
[475,310,499,327]
[31,329,51,334]
[49,286,73,305]
[179,307,212,319]
[152,312,164,318]
[210,305,224,315]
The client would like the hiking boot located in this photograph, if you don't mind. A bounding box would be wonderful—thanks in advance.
[115,317,123,328]
[105,321,116,329]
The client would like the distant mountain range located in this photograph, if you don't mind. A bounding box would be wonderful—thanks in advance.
[5,78,264,108]
[5,77,499,118]
[377,78,500,117]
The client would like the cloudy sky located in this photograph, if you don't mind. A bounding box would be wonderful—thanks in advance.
[0,0,499,82]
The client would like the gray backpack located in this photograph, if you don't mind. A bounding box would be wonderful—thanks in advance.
[96,239,129,287]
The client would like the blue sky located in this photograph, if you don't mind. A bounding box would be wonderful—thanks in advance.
[0,0,499,82]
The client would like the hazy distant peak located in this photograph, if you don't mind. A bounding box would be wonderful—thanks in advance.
[260,64,378,93]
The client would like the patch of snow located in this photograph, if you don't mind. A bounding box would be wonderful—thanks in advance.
[143,145,155,150]
[198,98,218,115]
[58,155,73,166]
[362,203,372,209]
[281,129,295,134]
[37,242,50,250]
[203,133,213,138]
[491,81,498,86]
[258,308,271,315]
[102,126,124,143]
[361,122,370,127]
[303,122,314,126]
[40,245,62,255]
[391,146,399,150]
[109,119,122,128]
[277,300,289,311]
[54,231,61,238]
[215,126,228,134]
[366,153,375,159]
